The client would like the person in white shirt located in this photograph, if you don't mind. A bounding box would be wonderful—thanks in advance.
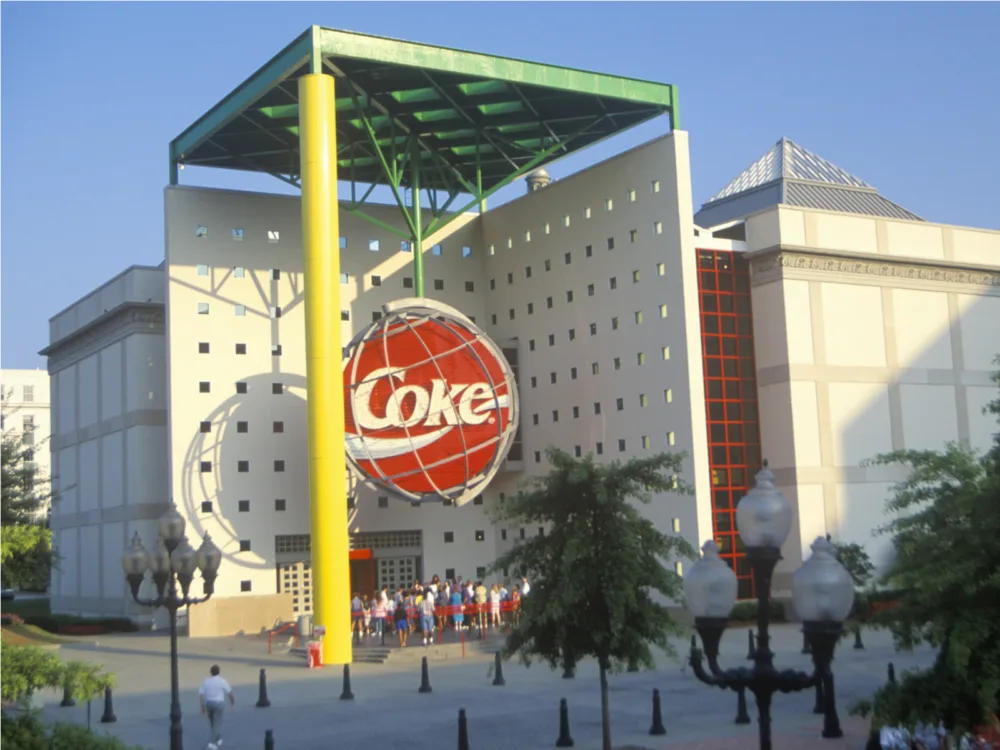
[199,664,234,749]
[521,577,531,596]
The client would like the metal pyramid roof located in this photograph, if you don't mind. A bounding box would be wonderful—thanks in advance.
[695,137,922,227]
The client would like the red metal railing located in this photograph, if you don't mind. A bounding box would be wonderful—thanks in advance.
[268,621,300,654]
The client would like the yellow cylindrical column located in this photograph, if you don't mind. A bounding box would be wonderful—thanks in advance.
[298,72,351,665]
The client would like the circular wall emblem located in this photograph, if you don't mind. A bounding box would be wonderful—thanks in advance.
[343,298,519,506]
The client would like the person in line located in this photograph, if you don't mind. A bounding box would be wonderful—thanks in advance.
[199,664,234,750]
[372,590,387,639]
[521,577,531,596]
[395,595,409,647]
[350,592,363,639]
[474,580,488,631]
[362,594,372,637]
[450,585,464,631]
[418,590,436,646]
[489,583,502,628]
[511,584,522,626]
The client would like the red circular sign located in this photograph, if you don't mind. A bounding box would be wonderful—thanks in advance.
[343,300,519,505]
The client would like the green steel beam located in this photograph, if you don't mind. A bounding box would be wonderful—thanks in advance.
[343,207,412,240]
[670,84,680,130]
[411,138,425,297]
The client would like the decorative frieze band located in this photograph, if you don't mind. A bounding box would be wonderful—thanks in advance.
[43,305,166,374]
[751,251,1000,289]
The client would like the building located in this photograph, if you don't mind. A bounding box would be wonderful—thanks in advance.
[1,368,52,493]
[40,30,1000,634]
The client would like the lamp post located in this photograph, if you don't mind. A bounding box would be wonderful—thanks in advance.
[122,508,222,750]
[684,462,855,750]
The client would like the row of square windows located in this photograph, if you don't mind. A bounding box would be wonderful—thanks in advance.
[530,396,678,424]
[197,381,284,394]
[523,349,671,389]
[194,264,477,294]
[521,309,668,348]
[189,180,662,255]
[531,437,681,462]
[193,301,469,325]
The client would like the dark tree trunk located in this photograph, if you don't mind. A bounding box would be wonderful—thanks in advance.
[599,659,612,750]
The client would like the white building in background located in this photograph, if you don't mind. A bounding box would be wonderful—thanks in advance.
[42,133,1000,633]
[1,369,52,490]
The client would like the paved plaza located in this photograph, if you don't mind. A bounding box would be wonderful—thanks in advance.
[33,624,935,750]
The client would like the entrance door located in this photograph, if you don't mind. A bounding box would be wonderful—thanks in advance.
[376,556,416,593]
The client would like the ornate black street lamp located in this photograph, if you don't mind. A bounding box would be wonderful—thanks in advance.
[684,463,855,750]
[122,508,222,750]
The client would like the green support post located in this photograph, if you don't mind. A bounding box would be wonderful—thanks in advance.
[411,138,424,297]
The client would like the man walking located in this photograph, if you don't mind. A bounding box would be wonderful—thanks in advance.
[199,664,234,749]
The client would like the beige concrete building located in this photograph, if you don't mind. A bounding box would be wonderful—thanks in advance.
[1,368,53,497]
[42,134,1000,629]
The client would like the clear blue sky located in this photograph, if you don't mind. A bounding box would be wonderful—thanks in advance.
[2,2,998,369]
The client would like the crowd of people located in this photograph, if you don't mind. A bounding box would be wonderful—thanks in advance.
[350,575,531,647]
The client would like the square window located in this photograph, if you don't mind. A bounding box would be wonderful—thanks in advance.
[473,495,483,506]
[628,189,637,203]
[462,246,472,258]
[199,342,210,354]
[274,460,285,472]
[445,567,456,580]
[196,264,209,276]
[564,252,572,265]
[550,372,557,384]
[641,436,650,449]
[491,314,497,325]
[526,266,532,279]
[238,460,249,473]
[403,277,414,289]
[552,409,559,422]
[268,230,280,243]
[270,305,281,318]
[594,402,602,415]
[339,236,348,249]
[659,303,668,318]
[234,266,246,278]
[197,302,210,315]
[548,334,555,346]
[612,317,620,331]
[519,528,526,540]
[490,278,496,290]
[585,245,593,257]
[672,517,680,532]
[613,357,621,370]
[200,461,212,473]
[530,376,537,388]
[546,296,553,309]
[507,272,514,285]
[199,381,211,393]
[532,413,539,425]
[605,198,613,211]
[656,263,665,276]
[273,421,284,433]
[501,529,507,541]
[270,268,280,281]
[584,206,592,219]
[465,281,475,292]
[476,566,487,579]
[401,241,411,252]
[529,339,536,351]
[607,237,615,250]
[341,310,350,321]
[237,421,248,433]
[618,439,627,452]
[574,446,582,457]
[200,421,211,433]
[635,311,644,325]
[239,500,250,512]
[587,283,595,296]
[235,343,247,355]
[570,367,578,379]
[633,270,641,283]
[596,442,604,455]
[563,215,571,227]
[566,290,574,303]
[272,383,283,394]
[195,225,208,238]
[591,362,599,375]
[235,305,246,317]
[654,221,663,235]
[544,259,551,272]
[378,496,389,508]
[664,388,673,403]
[572,405,580,418]
[371,275,382,287]
[534,451,541,463]
[475,530,485,542]
[652,180,660,193]
[667,431,676,446]
[630,229,638,243]
[568,328,576,341]
[509,308,516,320]
[524,229,531,242]
[272,344,283,356]
[434,279,445,291]
[239,539,251,552]
[639,394,648,407]
[544,222,550,235]
[609,277,617,290]
[231,227,244,241]
[275,499,286,511]
[507,237,513,249]
[369,239,380,252]
[638,352,646,366]
[432,244,443,255]
[616,398,624,411]
[373,311,383,322]
[662,346,671,360]
[240,581,252,592]
[589,323,597,336]
[340,272,349,284]
[527,302,534,315]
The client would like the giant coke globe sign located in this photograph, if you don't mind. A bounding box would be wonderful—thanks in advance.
[343,299,520,506]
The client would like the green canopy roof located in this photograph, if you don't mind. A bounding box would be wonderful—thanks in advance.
[169,26,678,196]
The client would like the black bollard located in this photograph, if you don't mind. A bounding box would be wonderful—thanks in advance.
[419,655,433,693]
[865,729,881,750]
[556,698,574,747]
[264,729,275,750]
[561,663,575,679]
[735,686,750,725]
[492,651,505,686]
[340,664,355,701]
[802,631,812,654]
[649,688,666,736]
[99,686,117,723]
[627,659,639,673]
[746,630,756,660]
[60,675,76,707]
[887,662,896,685]
[854,627,865,650]
[256,668,271,708]
[458,708,470,750]
[813,673,825,714]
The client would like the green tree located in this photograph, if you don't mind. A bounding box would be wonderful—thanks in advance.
[853,364,1000,732]
[490,449,696,750]
[827,538,876,638]
[1,388,55,591]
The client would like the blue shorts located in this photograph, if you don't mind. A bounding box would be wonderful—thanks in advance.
[420,615,434,632]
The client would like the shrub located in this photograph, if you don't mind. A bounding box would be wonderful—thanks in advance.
[729,600,784,622]
[1,642,114,704]
[25,614,137,634]
[0,713,146,750]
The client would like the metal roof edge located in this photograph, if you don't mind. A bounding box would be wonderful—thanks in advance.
[743,243,1000,274]
[40,301,165,358]
[46,264,165,324]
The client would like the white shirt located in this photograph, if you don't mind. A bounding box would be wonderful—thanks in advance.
[199,675,232,704]
[522,581,531,595]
